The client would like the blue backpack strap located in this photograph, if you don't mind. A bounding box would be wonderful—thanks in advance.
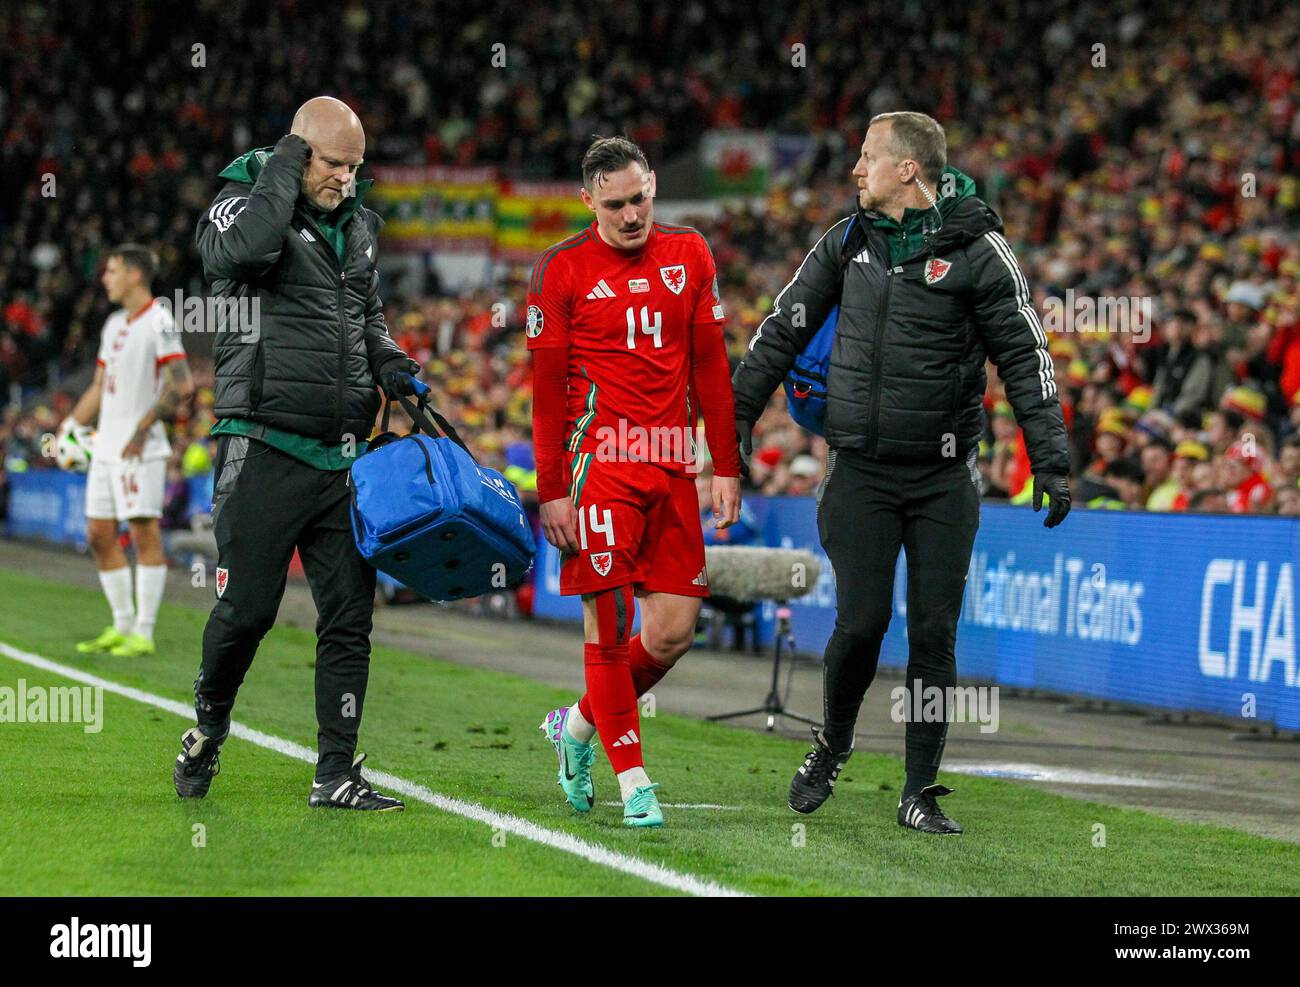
[841,213,857,249]
[783,213,864,437]
[836,212,862,271]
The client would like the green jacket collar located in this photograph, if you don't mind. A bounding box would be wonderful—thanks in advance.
[861,167,1001,262]
[218,145,373,227]
[869,166,977,235]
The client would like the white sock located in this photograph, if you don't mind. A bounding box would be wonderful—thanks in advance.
[617,766,652,803]
[565,702,597,745]
[133,564,168,643]
[99,567,135,634]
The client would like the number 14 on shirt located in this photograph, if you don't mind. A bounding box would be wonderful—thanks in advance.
[625,307,663,349]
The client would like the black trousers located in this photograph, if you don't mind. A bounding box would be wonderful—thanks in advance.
[816,448,981,779]
[195,436,377,780]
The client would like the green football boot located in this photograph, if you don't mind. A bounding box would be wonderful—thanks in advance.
[540,706,596,812]
[623,783,664,828]
[76,626,126,654]
[109,633,156,658]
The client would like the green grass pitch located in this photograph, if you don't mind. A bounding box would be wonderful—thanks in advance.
[1,567,1297,896]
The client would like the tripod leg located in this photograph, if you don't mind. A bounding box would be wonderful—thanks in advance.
[707,604,822,731]
[761,618,789,731]
[770,614,822,731]
[776,710,821,728]
[766,618,785,699]
[707,705,774,722]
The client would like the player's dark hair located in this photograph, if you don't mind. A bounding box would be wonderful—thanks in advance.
[581,136,649,191]
[108,243,158,285]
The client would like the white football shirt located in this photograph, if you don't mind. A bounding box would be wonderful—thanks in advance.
[95,298,186,463]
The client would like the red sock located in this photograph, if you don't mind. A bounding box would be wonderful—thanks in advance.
[629,634,671,695]
[583,642,642,772]
[578,634,669,722]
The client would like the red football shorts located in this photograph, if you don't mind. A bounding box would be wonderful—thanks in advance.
[560,452,708,597]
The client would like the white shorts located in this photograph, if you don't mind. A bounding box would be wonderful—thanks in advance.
[85,458,167,521]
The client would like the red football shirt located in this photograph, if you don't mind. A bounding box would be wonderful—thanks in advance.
[527,221,727,480]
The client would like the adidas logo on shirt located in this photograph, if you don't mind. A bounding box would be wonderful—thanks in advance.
[611,729,640,748]
[585,279,616,300]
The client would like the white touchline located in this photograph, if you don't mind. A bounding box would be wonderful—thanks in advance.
[943,760,1212,791]
[0,641,748,898]
[601,801,742,810]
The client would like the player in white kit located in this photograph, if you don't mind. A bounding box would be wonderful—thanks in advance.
[63,245,194,658]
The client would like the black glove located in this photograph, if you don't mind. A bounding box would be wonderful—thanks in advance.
[736,420,754,459]
[379,359,422,399]
[736,420,754,480]
[1032,472,1072,528]
[274,133,312,163]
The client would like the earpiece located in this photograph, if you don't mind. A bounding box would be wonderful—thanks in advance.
[913,174,937,208]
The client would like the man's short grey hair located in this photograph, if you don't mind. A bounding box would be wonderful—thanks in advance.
[869,111,947,182]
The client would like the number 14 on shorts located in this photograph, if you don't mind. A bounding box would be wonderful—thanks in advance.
[578,504,614,550]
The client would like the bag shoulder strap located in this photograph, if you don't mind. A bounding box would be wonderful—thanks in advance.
[836,214,866,271]
[829,213,869,308]
[381,392,473,457]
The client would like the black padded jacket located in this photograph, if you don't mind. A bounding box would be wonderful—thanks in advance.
[732,195,1069,475]
[196,134,414,444]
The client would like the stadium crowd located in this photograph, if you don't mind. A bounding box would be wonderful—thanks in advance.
[2,0,1299,526]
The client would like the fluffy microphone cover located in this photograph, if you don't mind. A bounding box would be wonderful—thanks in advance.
[702,546,822,602]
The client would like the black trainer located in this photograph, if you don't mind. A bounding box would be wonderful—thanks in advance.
[174,724,228,799]
[898,784,963,834]
[788,729,853,814]
[308,753,405,811]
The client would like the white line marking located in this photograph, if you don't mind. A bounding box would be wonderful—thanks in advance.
[601,801,741,811]
[944,760,1209,790]
[0,641,748,898]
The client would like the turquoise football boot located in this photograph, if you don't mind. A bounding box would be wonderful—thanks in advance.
[540,707,596,812]
[623,783,664,828]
